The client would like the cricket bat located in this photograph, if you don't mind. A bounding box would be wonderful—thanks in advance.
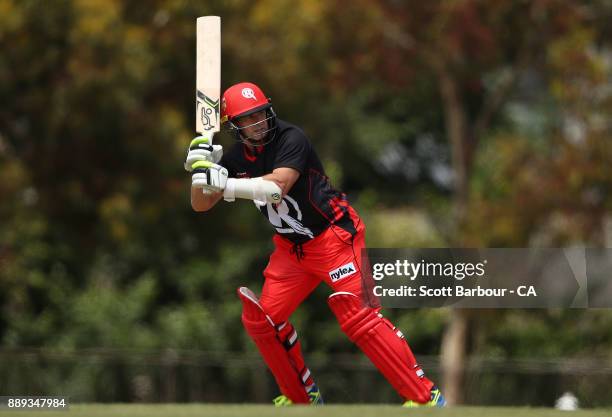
[196,16,221,136]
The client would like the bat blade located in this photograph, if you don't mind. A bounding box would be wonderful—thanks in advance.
[196,16,221,135]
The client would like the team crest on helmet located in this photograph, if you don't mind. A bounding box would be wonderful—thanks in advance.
[241,87,257,100]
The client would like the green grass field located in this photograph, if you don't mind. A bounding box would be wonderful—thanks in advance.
[1,404,611,417]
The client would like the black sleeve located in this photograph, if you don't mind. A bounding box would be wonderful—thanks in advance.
[273,128,311,174]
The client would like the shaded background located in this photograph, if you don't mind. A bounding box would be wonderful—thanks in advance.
[1,0,612,407]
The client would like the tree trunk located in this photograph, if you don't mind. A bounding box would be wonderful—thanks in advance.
[440,309,469,404]
[434,60,471,405]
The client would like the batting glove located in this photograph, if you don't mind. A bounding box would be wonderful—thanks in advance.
[191,161,228,193]
[184,134,223,172]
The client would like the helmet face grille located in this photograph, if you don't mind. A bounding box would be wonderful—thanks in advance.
[227,107,278,147]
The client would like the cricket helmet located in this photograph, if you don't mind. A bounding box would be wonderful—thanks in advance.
[221,82,277,146]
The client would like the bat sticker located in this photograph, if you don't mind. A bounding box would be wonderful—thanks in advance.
[196,90,220,131]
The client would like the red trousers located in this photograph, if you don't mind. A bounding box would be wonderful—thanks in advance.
[260,215,366,324]
[250,211,435,403]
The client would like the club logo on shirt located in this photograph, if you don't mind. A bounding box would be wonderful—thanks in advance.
[329,262,357,282]
[263,195,314,238]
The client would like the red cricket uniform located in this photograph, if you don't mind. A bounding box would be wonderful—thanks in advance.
[221,119,435,404]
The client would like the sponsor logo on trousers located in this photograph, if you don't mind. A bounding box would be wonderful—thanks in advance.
[329,262,357,282]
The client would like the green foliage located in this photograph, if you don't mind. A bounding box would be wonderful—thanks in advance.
[0,0,612,405]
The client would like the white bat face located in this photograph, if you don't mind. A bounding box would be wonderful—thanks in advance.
[196,16,221,135]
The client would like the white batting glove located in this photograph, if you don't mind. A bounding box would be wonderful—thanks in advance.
[191,161,228,193]
[184,134,223,172]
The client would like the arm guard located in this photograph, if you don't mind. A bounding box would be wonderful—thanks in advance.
[224,177,282,204]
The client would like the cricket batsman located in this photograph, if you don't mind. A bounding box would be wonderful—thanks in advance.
[185,82,446,407]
